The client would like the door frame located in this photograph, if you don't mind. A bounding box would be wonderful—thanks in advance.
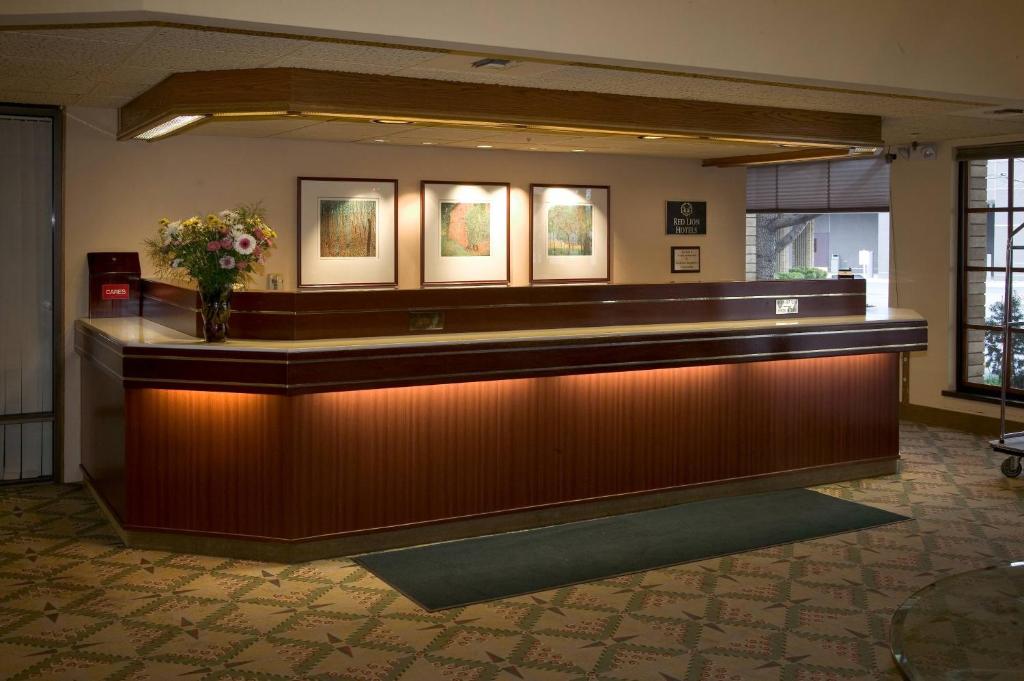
[0,102,63,484]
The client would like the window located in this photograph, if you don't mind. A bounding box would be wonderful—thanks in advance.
[956,144,1024,394]
[745,156,891,308]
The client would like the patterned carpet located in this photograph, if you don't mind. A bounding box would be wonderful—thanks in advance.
[0,421,1022,681]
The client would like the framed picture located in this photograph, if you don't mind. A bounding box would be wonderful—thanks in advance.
[297,177,398,288]
[530,184,610,283]
[421,181,510,286]
[670,246,701,273]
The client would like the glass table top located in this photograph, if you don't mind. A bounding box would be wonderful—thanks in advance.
[891,562,1024,680]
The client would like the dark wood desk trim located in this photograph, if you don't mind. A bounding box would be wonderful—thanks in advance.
[141,278,869,341]
[76,316,926,394]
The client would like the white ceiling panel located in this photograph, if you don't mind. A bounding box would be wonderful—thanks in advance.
[187,118,323,138]
[122,28,301,71]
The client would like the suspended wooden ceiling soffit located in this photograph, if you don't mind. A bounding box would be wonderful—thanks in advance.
[118,68,883,155]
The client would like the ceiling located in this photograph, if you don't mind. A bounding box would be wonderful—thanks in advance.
[2,23,1023,157]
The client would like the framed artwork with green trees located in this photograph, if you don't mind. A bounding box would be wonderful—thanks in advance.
[530,184,610,283]
[298,177,398,288]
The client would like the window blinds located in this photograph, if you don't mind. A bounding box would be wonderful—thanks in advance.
[746,156,890,212]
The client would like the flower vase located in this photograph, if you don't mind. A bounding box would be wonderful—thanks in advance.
[199,284,232,342]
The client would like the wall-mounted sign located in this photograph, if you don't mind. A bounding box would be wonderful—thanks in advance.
[670,246,701,273]
[775,298,799,315]
[100,283,130,300]
[666,201,707,235]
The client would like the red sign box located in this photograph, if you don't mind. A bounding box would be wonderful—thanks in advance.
[101,283,130,300]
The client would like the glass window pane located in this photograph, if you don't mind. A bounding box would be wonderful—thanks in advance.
[967,329,1024,389]
[747,212,889,307]
[1014,158,1023,208]
[966,159,1009,209]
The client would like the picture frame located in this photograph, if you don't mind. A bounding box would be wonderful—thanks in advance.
[670,246,701,273]
[421,180,510,286]
[297,177,398,288]
[530,184,611,284]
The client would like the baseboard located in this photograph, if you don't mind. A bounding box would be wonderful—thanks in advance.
[900,402,1023,437]
[84,457,900,563]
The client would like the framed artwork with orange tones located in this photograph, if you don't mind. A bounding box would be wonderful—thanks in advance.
[421,181,510,286]
[297,177,398,288]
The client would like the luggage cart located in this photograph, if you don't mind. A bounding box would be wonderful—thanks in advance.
[990,219,1024,478]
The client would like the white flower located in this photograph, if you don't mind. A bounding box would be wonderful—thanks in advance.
[229,224,246,237]
[233,233,256,255]
[218,255,236,269]
[164,221,181,242]
[219,210,240,225]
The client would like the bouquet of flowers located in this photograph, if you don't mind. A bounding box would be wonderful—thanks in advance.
[145,204,277,341]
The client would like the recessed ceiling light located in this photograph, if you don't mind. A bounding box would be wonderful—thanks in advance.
[476,144,493,149]
[421,142,434,145]
[571,149,586,152]
[372,118,411,125]
[373,139,387,143]
[638,135,664,140]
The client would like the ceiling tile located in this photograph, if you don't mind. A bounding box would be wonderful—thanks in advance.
[275,121,387,141]
[8,26,156,45]
[266,41,437,71]
[0,32,135,67]
[122,28,301,70]
[188,118,323,138]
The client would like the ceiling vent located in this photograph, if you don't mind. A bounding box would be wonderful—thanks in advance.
[471,58,515,70]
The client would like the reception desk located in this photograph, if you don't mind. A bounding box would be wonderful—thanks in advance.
[76,279,926,561]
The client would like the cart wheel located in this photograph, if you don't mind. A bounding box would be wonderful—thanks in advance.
[1000,456,1022,478]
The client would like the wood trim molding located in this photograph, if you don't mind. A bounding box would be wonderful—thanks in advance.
[900,401,1024,437]
[76,315,927,395]
[141,278,871,341]
[118,68,883,147]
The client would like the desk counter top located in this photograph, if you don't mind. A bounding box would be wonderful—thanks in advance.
[75,308,926,394]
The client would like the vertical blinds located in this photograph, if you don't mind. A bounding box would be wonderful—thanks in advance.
[746,156,890,212]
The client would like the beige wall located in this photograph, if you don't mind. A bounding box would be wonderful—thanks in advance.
[62,106,745,481]
[891,132,1024,422]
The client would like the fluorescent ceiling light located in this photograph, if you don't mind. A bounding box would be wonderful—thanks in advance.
[134,115,205,140]
[639,135,664,140]
[476,144,493,148]
[373,118,412,124]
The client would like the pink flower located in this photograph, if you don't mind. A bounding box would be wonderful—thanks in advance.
[233,234,256,254]
[218,255,236,269]
[220,236,233,248]
[207,240,221,251]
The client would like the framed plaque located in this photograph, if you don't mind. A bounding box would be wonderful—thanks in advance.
[670,246,701,273]
[297,177,398,288]
[530,184,611,283]
[421,181,510,286]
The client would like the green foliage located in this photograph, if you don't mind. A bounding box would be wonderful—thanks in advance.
[775,266,827,280]
[984,293,1024,387]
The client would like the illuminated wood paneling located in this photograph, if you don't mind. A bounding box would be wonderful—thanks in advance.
[119,354,899,541]
[118,68,883,147]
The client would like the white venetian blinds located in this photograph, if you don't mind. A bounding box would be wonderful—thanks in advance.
[746,156,890,212]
